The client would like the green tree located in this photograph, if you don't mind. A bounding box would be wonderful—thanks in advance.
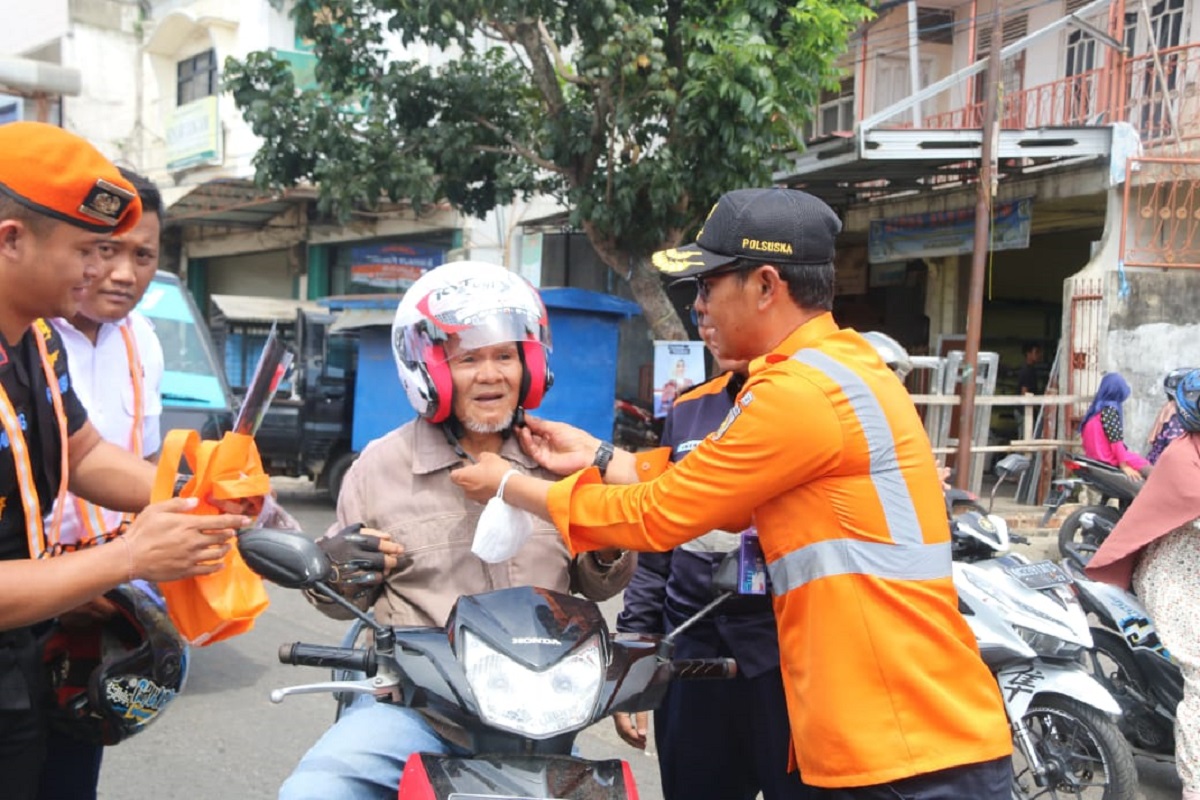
[226,0,869,338]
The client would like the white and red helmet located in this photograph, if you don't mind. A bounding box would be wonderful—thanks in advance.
[391,261,552,423]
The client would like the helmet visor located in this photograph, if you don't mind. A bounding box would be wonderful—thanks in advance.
[399,273,551,368]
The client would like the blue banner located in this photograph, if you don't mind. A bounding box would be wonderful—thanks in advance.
[868,198,1032,264]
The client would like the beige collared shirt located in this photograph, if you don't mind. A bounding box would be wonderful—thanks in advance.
[318,419,634,628]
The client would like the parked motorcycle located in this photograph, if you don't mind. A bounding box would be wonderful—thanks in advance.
[237,527,739,800]
[956,554,1137,799]
[1043,455,1139,569]
[612,398,661,450]
[1064,561,1183,763]
[949,459,1139,799]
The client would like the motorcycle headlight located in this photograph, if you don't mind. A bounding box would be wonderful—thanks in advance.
[1012,625,1084,660]
[460,630,604,738]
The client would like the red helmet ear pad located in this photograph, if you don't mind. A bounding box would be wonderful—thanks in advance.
[520,340,549,410]
[423,343,456,423]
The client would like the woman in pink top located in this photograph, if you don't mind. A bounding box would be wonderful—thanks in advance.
[1080,372,1151,481]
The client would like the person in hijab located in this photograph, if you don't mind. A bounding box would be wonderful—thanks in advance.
[1080,372,1150,480]
[1087,367,1200,800]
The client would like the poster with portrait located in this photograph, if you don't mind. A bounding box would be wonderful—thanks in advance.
[653,340,706,419]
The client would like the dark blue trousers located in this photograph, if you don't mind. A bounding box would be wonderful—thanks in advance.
[36,730,102,800]
[810,755,1012,800]
[654,665,814,800]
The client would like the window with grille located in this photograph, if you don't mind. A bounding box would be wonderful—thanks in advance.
[917,8,955,45]
[802,78,855,140]
[177,49,218,106]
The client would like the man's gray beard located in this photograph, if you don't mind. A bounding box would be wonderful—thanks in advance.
[462,411,514,435]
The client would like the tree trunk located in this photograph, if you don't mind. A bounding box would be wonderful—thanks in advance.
[580,221,688,340]
[625,256,688,340]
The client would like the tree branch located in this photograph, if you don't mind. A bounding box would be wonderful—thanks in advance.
[472,119,568,176]
[511,18,566,118]
[536,19,594,88]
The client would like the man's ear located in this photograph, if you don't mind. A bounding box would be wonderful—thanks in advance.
[756,264,783,308]
[0,219,27,262]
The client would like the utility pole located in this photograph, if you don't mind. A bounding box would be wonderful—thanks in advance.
[955,8,1003,490]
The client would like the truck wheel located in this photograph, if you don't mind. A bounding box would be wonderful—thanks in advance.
[325,452,357,504]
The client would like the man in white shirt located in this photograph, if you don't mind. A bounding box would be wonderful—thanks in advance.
[42,167,165,800]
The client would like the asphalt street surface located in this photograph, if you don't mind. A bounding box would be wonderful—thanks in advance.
[98,482,1181,799]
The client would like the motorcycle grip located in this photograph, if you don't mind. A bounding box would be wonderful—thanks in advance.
[278,642,377,675]
[671,658,738,680]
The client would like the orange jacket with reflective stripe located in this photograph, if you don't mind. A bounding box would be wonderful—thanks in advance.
[548,314,1010,788]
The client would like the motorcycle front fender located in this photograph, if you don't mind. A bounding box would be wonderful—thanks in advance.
[400,752,635,800]
[996,661,1122,720]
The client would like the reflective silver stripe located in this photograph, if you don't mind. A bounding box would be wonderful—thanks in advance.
[680,529,743,554]
[767,539,951,595]
[791,349,924,546]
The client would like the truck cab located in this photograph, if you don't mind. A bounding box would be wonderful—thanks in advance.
[209,295,357,498]
[136,271,234,439]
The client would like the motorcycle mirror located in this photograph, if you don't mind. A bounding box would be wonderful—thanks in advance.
[659,551,737,659]
[238,528,332,588]
[994,453,1031,479]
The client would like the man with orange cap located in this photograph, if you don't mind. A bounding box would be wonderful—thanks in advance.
[0,122,249,799]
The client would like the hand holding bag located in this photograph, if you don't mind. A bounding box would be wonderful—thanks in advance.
[151,429,272,646]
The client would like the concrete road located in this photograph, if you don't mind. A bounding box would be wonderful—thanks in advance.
[97,485,1180,799]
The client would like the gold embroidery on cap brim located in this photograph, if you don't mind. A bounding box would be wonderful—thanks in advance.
[652,248,706,274]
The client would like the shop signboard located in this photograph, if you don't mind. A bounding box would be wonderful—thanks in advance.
[166,96,222,171]
[349,242,445,290]
[868,198,1032,264]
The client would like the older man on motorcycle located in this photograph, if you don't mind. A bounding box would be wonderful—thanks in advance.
[278,261,634,800]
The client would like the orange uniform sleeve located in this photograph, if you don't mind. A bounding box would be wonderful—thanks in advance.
[546,368,844,555]
[634,447,672,481]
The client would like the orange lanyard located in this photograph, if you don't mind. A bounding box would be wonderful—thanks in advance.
[0,321,70,559]
[72,320,144,543]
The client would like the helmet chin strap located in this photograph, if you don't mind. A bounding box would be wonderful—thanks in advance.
[441,406,528,463]
[441,418,476,464]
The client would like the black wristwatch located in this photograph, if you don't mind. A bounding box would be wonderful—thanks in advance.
[591,441,615,478]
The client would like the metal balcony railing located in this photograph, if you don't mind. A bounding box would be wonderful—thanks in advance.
[867,41,1200,149]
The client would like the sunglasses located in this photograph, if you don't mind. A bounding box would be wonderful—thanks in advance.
[674,261,760,304]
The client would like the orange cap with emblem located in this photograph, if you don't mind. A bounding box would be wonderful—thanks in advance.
[0,122,142,235]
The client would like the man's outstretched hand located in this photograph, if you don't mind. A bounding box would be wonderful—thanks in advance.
[516,416,601,476]
[450,452,513,504]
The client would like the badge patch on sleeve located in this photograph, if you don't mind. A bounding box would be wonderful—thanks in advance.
[711,405,743,441]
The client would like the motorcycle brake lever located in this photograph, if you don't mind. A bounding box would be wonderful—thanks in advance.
[269,676,399,705]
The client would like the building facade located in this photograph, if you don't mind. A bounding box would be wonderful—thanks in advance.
[0,0,565,311]
[782,0,1198,447]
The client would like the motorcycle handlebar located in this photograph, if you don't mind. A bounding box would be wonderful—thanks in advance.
[670,658,738,680]
[278,642,377,676]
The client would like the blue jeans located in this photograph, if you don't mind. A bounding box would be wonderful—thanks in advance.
[278,694,466,800]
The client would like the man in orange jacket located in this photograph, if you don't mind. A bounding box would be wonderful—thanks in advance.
[452,188,1013,798]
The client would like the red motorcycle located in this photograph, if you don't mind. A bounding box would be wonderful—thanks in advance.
[612,398,661,450]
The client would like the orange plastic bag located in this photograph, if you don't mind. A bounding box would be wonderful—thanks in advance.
[151,429,272,646]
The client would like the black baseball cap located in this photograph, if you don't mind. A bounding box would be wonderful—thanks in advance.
[652,188,841,279]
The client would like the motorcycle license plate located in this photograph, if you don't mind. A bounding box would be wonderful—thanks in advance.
[1005,559,1072,590]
